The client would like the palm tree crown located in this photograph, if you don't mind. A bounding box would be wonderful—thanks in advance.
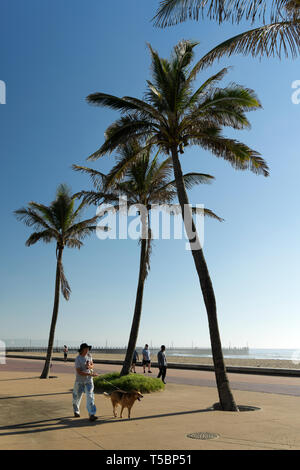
[85,40,268,179]
[74,140,219,213]
[74,139,222,247]
[15,184,99,300]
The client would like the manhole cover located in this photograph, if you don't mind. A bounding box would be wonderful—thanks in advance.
[187,432,219,440]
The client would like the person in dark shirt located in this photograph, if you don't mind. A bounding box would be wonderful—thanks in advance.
[157,345,167,384]
[63,345,68,362]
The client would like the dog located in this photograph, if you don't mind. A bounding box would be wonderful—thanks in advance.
[104,390,143,418]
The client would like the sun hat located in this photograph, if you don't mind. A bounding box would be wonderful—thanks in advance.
[78,343,92,352]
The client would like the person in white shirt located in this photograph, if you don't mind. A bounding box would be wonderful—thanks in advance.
[72,343,98,421]
[142,344,152,373]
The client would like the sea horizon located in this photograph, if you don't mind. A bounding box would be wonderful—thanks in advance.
[3,339,299,361]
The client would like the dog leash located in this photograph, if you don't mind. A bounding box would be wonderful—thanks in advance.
[88,364,125,392]
[102,378,128,394]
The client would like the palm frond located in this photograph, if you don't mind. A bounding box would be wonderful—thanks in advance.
[27,202,57,228]
[86,93,143,113]
[104,142,155,188]
[25,230,56,246]
[72,164,107,191]
[286,0,300,15]
[68,197,89,225]
[87,115,157,160]
[192,133,269,176]
[194,20,300,69]
[60,262,71,301]
[65,216,99,238]
[161,172,215,192]
[193,84,261,111]
[73,190,105,206]
[153,1,291,28]
[183,108,250,131]
[147,155,173,187]
[181,85,261,131]
[192,206,224,222]
[122,96,167,124]
[147,43,175,109]
[183,172,215,188]
[186,67,230,103]
[14,207,55,232]
[65,238,84,249]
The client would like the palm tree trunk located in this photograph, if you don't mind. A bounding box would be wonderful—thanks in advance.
[171,146,238,411]
[120,212,148,376]
[40,246,63,379]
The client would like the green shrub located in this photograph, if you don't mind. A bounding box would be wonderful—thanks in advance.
[93,372,165,393]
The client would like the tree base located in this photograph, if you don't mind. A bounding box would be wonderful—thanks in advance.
[213,402,239,412]
[213,402,260,412]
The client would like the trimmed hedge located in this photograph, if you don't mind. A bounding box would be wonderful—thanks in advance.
[93,372,165,393]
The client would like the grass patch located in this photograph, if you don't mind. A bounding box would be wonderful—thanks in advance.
[93,372,165,394]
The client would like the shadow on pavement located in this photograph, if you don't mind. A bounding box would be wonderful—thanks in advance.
[0,407,214,437]
[0,391,72,400]
[0,376,41,382]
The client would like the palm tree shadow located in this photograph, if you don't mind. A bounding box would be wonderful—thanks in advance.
[0,391,72,400]
[0,376,41,382]
[0,406,214,437]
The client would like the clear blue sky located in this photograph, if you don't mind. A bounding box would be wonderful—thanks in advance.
[1,0,300,349]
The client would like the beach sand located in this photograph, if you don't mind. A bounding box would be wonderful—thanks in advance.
[6,351,300,370]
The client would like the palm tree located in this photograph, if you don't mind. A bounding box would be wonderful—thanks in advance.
[15,184,101,379]
[73,140,222,376]
[83,41,269,410]
[153,0,300,67]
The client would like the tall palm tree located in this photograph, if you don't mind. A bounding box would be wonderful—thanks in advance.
[73,140,222,376]
[73,139,223,375]
[15,184,101,379]
[153,0,300,66]
[84,41,269,410]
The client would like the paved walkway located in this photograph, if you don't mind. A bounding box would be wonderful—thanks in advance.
[4,357,300,396]
[0,366,300,450]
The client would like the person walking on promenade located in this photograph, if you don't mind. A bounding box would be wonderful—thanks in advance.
[130,349,139,373]
[142,344,152,373]
[63,345,68,362]
[72,343,98,422]
[157,345,167,384]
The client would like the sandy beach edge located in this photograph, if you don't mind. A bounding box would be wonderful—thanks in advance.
[5,351,300,370]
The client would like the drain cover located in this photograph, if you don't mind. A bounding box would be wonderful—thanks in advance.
[187,432,219,440]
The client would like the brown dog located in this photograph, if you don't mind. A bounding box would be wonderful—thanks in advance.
[104,390,143,418]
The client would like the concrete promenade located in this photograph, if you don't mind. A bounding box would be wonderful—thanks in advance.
[0,358,300,449]
[4,356,300,396]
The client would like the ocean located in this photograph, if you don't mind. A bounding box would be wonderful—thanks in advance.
[168,349,299,361]
[4,339,300,362]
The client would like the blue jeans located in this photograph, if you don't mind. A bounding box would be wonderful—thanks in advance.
[72,381,97,416]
